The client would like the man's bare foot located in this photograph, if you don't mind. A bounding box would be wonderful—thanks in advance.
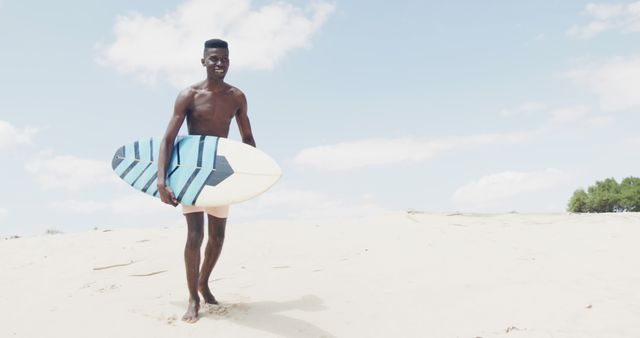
[199,285,218,305]
[182,299,200,323]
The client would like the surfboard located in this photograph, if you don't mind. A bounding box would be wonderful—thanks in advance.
[111,135,281,206]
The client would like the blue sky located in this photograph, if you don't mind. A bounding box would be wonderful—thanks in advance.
[1,0,639,235]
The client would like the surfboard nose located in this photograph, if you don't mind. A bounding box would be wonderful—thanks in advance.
[216,140,283,176]
[259,152,283,177]
[112,146,125,170]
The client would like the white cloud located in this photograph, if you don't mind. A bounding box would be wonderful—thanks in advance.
[565,54,640,111]
[500,103,591,127]
[50,200,109,213]
[0,120,39,150]
[51,188,378,220]
[234,186,389,219]
[568,2,640,38]
[48,187,388,219]
[568,19,611,39]
[110,193,177,215]
[626,136,640,146]
[546,105,591,125]
[293,131,532,171]
[97,0,335,86]
[293,101,603,172]
[585,3,626,20]
[50,194,178,215]
[499,101,548,117]
[452,168,566,211]
[26,154,118,191]
[584,115,615,128]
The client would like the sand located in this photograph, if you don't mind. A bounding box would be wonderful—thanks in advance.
[2,211,640,337]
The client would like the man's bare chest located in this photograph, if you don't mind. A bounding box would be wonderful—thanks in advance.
[190,94,238,120]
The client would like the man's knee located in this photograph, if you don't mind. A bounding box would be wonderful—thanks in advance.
[207,227,225,244]
[207,217,226,243]
[186,229,204,248]
[211,232,224,244]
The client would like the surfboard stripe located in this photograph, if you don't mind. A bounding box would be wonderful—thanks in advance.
[131,162,153,187]
[133,143,159,190]
[119,160,139,180]
[123,140,154,184]
[213,137,219,167]
[134,141,140,160]
[113,143,135,176]
[174,136,207,202]
[142,172,158,193]
[150,164,180,197]
[203,156,234,186]
[177,168,201,202]
[112,157,129,174]
[168,137,199,197]
[112,135,280,207]
[134,164,157,191]
[111,146,125,170]
[182,136,218,204]
[187,172,211,204]
[192,158,233,205]
[176,141,181,165]
[149,138,154,162]
[167,165,180,179]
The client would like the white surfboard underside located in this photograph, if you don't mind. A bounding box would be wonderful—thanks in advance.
[194,138,282,206]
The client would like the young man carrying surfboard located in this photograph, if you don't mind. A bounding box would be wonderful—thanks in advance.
[157,39,256,323]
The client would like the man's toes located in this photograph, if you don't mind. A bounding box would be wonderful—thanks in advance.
[182,315,198,323]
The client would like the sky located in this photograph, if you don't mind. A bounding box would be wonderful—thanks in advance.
[1,0,639,235]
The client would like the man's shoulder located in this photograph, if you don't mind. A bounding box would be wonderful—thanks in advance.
[226,84,246,100]
[177,82,204,100]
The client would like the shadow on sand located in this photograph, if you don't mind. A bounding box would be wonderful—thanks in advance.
[201,295,335,338]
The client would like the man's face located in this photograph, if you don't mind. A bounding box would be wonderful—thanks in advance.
[201,48,230,79]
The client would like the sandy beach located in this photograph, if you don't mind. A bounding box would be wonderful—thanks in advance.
[2,211,640,337]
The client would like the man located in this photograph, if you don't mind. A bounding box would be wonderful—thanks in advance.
[157,38,256,323]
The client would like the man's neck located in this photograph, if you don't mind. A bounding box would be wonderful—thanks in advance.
[205,78,226,92]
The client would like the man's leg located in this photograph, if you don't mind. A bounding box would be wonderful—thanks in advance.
[183,212,204,323]
[199,214,227,304]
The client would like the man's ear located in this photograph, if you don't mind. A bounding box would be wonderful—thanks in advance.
[201,58,205,67]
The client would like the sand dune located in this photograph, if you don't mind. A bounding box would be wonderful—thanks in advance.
[2,211,640,337]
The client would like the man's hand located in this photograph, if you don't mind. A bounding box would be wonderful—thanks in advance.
[158,183,179,206]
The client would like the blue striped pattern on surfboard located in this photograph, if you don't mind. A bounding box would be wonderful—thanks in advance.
[112,136,223,206]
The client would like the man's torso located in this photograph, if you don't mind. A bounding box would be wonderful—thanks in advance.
[185,81,242,138]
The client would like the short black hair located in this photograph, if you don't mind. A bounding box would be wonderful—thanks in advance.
[204,39,228,49]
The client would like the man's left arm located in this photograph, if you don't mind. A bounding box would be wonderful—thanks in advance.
[235,92,256,147]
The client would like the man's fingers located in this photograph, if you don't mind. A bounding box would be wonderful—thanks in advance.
[165,189,179,206]
[159,187,179,206]
[169,191,178,205]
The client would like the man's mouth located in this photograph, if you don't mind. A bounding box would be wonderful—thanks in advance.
[214,68,225,74]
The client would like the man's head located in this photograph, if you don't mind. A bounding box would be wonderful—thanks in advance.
[204,39,228,49]
[201,39,230,80]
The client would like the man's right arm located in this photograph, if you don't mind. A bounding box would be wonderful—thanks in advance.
[157,88,192,206]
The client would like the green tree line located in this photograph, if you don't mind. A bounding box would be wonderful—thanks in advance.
[568,177,640,212]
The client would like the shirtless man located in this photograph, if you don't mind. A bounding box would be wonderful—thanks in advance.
[157,39,256,323]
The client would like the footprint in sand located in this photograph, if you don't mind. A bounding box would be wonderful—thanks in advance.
[204,303,249,317]
[165,315,177,326]
[272,265,290,269]
[97,284,120,293]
